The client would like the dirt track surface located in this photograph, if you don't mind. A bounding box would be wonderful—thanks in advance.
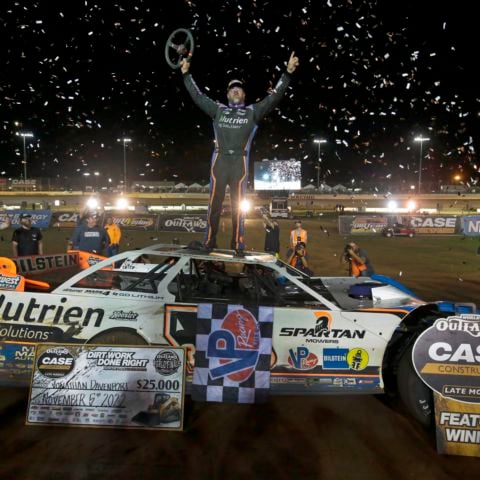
[1,388,479,480]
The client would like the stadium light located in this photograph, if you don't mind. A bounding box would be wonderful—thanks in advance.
[86,197,100,211]
[240,199,252,214]
[117,138,132,193]
[116,197,129,210]
[16,132,34,182]
[406,200,417,212]
[314,139,327,190]
[387,200,398,211]
[414,136,430,194]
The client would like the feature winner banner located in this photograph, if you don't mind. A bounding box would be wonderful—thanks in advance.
[413,315,480,457]
[192,303,273,403]
[158,214,207,233]
[27,344,186,431]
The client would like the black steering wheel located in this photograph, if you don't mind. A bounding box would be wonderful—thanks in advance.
[165,28,194,70]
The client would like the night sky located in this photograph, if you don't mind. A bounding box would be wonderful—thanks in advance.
[0,0,478,189]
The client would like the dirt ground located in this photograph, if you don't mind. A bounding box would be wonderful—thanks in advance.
[1,217,479,479]
[1,387,480,480]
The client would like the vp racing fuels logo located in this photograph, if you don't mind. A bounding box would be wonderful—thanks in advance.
[288,347,318,370]
[207,308,260,382]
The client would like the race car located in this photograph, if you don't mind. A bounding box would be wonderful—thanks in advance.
[0,244,477,427]
[382,223,416,238]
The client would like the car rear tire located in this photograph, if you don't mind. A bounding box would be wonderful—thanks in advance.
[397,345,433,427]
[88,330,147,346]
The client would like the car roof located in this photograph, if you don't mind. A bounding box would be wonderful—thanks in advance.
[125,244,278,265]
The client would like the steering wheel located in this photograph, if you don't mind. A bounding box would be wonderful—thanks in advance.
[165,28,194,70]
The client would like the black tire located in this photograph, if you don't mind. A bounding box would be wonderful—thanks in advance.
[88,330,147,346]
[397,345,433,427]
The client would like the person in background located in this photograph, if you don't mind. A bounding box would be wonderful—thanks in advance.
[104,216,122,257]
[263,214,280,256]
[71,212,109,254]
[287,241,313,276]
[342,242,375,277]
[12,213,43,257]
[289,219,308,250]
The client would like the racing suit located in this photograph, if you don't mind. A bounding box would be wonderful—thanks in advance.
[183,71,292,249]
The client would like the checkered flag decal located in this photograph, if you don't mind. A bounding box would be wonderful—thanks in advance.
[191,303,273,403]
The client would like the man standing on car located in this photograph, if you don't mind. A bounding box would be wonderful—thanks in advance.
[12,213,43,257]
[71,212,109,254]
[180,52,299,251]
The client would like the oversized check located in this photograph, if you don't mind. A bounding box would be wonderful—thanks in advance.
[26,344,185,431]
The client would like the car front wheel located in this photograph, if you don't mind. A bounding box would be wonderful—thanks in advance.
[397,345,433,427]
[87,329,148,346]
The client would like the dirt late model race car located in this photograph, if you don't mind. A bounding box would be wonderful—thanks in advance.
[0,244,477,426]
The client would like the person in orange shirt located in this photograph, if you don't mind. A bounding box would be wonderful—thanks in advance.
[104,216,122,257]
[342,242,375,277]
[289,219,308,250]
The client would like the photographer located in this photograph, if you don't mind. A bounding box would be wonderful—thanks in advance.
[342,242,375,277]
[287,241,313,276]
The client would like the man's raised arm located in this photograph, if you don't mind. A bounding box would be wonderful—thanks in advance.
[181,59,219,119]
[253,51,299,122]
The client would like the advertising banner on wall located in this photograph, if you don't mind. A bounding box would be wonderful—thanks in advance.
[413,315,480,457]
[0,212,11,230]
[27,344,186,430]
[339,215,461,235]
[51,211,81,228]
[338,216,388,235]
[6,210,52,228]
[462,216,480,237]
[407,216,460,234]
[158,214,207,233]
[107,215,157,231]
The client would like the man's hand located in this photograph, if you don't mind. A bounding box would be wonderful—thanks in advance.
[287,51,299,74]
[180,58,190,75]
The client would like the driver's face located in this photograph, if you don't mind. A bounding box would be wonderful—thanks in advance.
[227,87,245,105]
